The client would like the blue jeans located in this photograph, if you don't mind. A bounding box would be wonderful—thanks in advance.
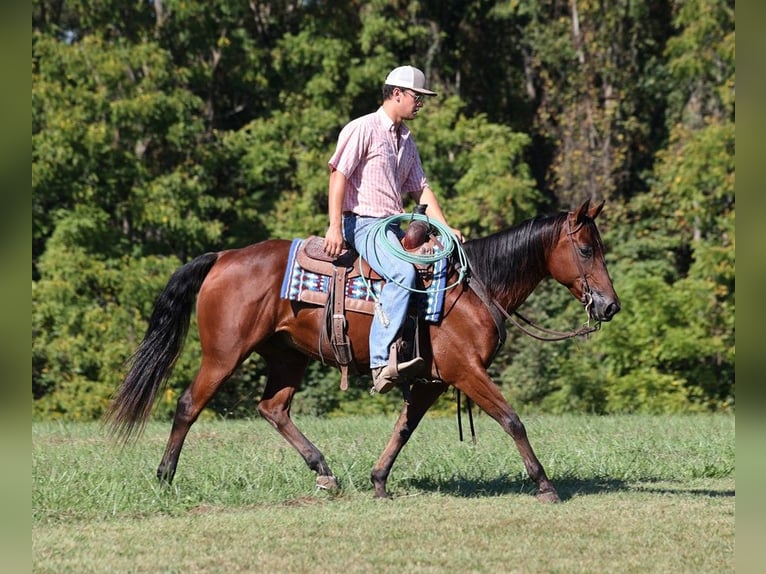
[343,215,416,369]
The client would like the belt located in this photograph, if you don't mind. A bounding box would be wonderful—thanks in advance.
[342,211,384,218]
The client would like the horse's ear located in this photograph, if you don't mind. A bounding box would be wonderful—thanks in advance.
[588,200,605,220]
[572,199,604,224]
[573,199,591,222]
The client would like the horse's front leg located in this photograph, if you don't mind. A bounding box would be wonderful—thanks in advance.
[257,357,338,491]
[456,371,560,503]
[371,382,447,498]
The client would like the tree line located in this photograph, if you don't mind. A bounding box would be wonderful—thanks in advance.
[32,0,734,420]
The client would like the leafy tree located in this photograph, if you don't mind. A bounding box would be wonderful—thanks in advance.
[33,207,187,419]
[513,0,673,204]
[561,0,735,413]
[32,0,735,419]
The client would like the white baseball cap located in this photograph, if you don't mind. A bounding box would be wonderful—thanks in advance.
[384,65,437,96]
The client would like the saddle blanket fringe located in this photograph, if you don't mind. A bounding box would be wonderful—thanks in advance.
[280,239,447,322]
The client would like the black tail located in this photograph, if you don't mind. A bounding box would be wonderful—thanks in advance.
[104,252,219,441]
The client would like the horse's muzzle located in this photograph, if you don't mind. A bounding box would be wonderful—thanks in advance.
[588,292,621,322]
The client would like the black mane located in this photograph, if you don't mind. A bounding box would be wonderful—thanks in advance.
[462,212,568,300]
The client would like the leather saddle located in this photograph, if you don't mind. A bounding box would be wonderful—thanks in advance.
[294,230,437,391]
[298,236,383,282]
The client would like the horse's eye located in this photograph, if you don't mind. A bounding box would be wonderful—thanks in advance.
[579,246,593,258]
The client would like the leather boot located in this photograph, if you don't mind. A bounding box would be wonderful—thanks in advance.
[370,356,425,394]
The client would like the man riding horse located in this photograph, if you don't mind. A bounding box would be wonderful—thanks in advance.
[322,65,463,394]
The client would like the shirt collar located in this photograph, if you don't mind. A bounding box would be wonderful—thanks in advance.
[377,107,396,130]
[376,106,407,136]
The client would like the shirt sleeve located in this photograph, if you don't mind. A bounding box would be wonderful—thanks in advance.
[328,118,366,178]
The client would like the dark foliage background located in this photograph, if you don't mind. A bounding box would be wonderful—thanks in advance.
[32,0,734,420]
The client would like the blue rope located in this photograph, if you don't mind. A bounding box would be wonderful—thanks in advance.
[361,213,468,295]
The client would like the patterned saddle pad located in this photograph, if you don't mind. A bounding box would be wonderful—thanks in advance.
[279,238,447,322]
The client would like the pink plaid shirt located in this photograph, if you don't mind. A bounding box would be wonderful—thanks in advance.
[328,107,430,217]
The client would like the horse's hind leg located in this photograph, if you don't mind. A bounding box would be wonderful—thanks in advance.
[157,358,238,483]
[370,382,447,498]
[257,351,337,490]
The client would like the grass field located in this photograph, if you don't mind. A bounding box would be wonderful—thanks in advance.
[33,413,734,573]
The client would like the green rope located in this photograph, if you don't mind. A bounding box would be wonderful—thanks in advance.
[361,213,468,295]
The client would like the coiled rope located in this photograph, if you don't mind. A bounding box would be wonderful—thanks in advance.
[362,213,468,294]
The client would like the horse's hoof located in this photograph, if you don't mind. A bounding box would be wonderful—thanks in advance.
[156,469,174,486]
[536,489,561,503]
[316,475,338,491]
[372,487,391,500]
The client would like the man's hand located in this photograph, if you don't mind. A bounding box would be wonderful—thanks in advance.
[450,227,465,243]
[323,225,345,258]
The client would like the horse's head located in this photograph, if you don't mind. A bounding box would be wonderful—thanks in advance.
[549,200,621,322]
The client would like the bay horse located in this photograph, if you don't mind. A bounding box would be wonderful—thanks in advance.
[105,200,620,503]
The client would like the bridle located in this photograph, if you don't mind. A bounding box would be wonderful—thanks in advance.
[565,214,596,319]
[506,213,601,341]
[469,212,602,347]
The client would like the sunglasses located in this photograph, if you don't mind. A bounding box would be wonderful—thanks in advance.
[401,89,424,104]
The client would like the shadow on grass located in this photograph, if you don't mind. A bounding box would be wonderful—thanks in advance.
[629,484,735,498]
[403,475,734,501]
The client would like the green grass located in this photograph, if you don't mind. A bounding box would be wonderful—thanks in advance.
[33,414,734,573]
